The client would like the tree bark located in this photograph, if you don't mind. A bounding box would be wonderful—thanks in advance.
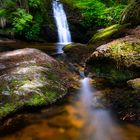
[121,0,140,26]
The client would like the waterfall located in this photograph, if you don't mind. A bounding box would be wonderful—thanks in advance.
[80,78,122,140]
[52,0,72,53]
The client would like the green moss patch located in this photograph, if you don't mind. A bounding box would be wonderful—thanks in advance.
[88,24,127,45]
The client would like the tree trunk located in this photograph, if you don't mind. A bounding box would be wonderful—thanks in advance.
[121,0,140,26]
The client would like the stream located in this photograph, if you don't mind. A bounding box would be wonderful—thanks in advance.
[0,74,139,140]
[0,0,139,139]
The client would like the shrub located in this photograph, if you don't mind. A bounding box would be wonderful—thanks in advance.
[28,0,43,8]
[24,14,43,40]
[63,0,126,28]
[11,8,33,33]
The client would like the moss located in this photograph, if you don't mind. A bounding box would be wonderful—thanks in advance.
[10,79,31,87]
[64,43,87,52]
[109,42,140,55]
[47,71,59,81]
[0,48,69,119]
[0,103,23,117]
[0,104,15,117]
[106,39,140,68]
[0,72,66,117]
[87,35,140,82]
[45,91,58,102]
[89,57,139,83]
[26,94,46,106]
[88,24,127,45]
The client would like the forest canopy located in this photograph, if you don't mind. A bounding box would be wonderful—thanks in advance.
[0,0,135,40]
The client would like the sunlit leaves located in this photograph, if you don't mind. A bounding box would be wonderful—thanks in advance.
[64,0,126,27]
[12,8,33,32]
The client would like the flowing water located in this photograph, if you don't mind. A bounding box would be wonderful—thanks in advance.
[0,75,139,140]
[79,78,122,140]
[52,0,72,53]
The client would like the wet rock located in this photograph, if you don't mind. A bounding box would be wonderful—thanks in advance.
[127,78,140,90]
[63,43,91,64]
[64,25,127,64]
[102,87,140,122]
[0,48,70,118]
[86,36,140,82]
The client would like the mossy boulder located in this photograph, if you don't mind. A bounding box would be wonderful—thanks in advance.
[63,43,91,64]
[86,36,140,82]
[63,25,127,64]
[127,78,140,90]
[0,48,70,118]
[88,24,127,47]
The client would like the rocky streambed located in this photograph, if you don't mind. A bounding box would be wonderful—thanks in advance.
[0,25,139,140]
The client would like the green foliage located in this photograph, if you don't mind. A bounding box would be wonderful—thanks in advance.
[28,0,42,8]
[99,0,114,6]
[11,8,33,33]
[0,9,6,17]
[100,5,126,26]
[81,2,125,27]
[1,0,127,39]
[24,14,43,40]
[63,0,126,27]
[2,0,16,13]
[79,0,106,27]
[1,0,44,40]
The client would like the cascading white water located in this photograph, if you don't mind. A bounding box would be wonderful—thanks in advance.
[52,0,72,53]
[80,78,93,109]
[80,78,122,140]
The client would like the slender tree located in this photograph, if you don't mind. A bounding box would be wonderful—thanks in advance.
[121,0,140,25]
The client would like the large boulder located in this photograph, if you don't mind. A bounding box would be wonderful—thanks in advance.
[63,25,127,64]
[86,36,140,82]
[63,43,91,64]
[0,48,70,118]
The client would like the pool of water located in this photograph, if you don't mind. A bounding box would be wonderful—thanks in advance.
[0,89,139,140]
